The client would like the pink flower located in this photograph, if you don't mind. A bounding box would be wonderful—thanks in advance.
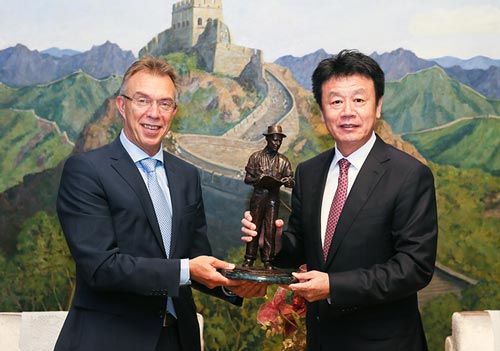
[257,287,288,330]
[257,287,306,336]
[257,265,308,349]
[291,293,306,319]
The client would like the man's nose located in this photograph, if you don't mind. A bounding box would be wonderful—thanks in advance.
[342,100,354,115]
[146,101,161,116]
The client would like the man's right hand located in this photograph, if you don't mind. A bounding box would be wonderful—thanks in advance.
[240,211,257,243]
[189,256,234,289]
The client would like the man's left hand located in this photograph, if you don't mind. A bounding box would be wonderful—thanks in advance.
[287,270,330,302]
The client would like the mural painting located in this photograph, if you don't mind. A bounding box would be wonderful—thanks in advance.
[0,0,499,350]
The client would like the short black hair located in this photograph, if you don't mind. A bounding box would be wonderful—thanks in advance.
[312,49,385,108]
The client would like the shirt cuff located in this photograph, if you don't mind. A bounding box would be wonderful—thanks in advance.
[180,258,191,285]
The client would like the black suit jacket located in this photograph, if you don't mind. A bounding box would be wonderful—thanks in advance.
[55,137,237,351]
[275,135,438,351]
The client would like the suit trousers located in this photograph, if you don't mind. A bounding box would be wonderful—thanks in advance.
[155,323,181,351]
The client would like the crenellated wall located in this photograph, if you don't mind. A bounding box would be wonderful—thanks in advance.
[171,0,224,50]
[222,66,299,151]
[140,0,260,78]
[212,44,261,76]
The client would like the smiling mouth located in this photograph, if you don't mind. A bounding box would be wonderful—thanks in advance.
[340,124,358,129]
[143,124,161,130]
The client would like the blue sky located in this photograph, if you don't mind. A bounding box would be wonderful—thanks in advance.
[1,0,499,61]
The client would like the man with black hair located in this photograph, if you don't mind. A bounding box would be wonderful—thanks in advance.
[242,50,438,350]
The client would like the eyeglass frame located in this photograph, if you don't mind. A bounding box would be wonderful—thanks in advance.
[120,94,177,113]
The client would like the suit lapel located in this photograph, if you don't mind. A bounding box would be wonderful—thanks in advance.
[308,149,336,268]
[324,136,389,266]
[108,138,166,254]
[162,151,179,258]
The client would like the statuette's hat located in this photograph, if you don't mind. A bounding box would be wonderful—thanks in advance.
[263,125,286,138]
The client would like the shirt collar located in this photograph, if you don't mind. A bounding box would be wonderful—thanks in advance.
[333,132,376,170]
[119,130,164,164]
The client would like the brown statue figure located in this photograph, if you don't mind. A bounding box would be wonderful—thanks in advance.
[242,125,295,270]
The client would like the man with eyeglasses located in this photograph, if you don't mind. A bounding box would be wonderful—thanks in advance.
[55,57,264,351]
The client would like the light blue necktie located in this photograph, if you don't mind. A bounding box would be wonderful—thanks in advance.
[140,158,172,257]
[140,158,176,318]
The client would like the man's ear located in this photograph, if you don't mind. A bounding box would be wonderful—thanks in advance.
[116,95,126,118]
[376,96,384,119]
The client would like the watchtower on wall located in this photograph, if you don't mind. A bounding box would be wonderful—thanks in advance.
[140,0,263,77]
[171,0,224,51]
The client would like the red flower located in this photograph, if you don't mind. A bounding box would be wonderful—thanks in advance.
[257,287,287,330]
[291,293,306,318]
[257,287,306,336]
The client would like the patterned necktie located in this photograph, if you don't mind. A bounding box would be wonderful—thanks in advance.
[140,158,172,257]
[140,158,177,318]
[323,158,351,261]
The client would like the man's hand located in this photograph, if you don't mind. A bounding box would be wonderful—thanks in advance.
[240,211,257,243]
[287,270,330,302]
[241,211,284,252]
[189,256,234,289]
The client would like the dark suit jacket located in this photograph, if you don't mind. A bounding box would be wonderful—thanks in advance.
[55,137,238,351]
[275,135,438,351]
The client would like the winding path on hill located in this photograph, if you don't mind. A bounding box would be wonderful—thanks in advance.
[228,71,294,141]
[400,114,500,136]
[172,63,299,176]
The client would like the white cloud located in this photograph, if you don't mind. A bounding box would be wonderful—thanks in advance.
[410,5,500,36]
[1,0,499,60]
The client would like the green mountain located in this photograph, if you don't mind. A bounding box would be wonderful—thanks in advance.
[0,83,18,102]
[0,72,121,141]
[403,117,500,176]
[383,67,500,134]
[0,109,73,192]
[430,162,500,282]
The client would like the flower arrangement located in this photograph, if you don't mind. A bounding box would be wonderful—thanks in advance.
[257,286,307,350]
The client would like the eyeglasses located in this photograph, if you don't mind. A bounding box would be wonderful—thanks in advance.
[121,94,177,113]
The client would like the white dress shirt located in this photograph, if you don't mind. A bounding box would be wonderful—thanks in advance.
[119,130,190,286]
[320,132,377,248]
